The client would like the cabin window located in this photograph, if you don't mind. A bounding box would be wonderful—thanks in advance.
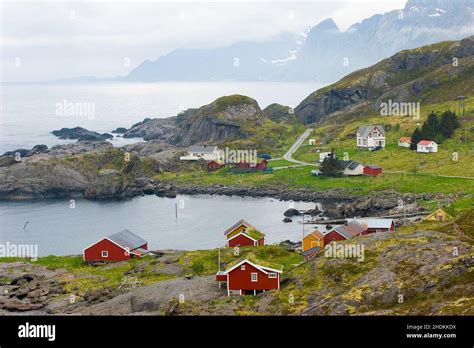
[241,265,246,270]
[268,273,277,279]
[101,251,108,257]
[251,273,258,282]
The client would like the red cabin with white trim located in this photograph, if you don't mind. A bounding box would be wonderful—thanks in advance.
[83,229,148,262]
[216,259,282,296]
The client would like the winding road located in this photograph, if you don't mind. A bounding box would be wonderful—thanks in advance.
[271,128,317,170]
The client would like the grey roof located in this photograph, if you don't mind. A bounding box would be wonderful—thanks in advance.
[357,125,385,138]
[302,246,322,258]
[333,225,354,239]
[188,145,218,154]
[108,229,147,251]
[336,160,361,170]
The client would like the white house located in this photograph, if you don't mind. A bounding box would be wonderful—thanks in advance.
[398,137,412,148]
[336,160,365,176]
[357,125,385,149]
[180,145,223,161]
[417,140,438,153]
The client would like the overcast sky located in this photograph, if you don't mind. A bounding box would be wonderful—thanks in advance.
[1,0,406,82]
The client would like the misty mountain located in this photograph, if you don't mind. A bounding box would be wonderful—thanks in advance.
[125,0,474,83]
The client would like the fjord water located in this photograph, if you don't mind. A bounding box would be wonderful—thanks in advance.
[0,195,318,256]
[0,81,325,255]
[0,81,324,153]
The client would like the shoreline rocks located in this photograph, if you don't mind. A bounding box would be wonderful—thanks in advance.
[52,127,113,141]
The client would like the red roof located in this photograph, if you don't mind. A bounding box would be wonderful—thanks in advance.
[418,140,435,145]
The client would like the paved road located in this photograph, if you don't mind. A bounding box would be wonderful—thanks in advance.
[282,128,317,166]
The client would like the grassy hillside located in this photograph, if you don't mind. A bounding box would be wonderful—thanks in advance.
[294,99,474,177]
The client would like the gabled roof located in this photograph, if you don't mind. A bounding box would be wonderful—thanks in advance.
[357,125,385,138]
[224,255,283,274]
[399,137,412,143]
[224,219,260,236]
[342,221,367,236]
[188,145,218,154]
[352,218,393,229]
[331,221,366,239]
[302,246,322,258]
[336,160,362,171]
[418,140,436,146]
[424,208,453,220]
[107,229,147,251]
[333,225,354,240]
[305,230,324,240]
[245,227,265,240]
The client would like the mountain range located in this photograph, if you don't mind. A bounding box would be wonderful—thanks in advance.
[125,0,474,83]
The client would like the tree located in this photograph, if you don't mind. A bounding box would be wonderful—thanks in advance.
[421,111,441,142]
[439,110,460,138]
[410,127,422,150]
[320,150,342,177]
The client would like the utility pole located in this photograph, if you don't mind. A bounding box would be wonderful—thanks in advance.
[455,96,468,143]
[302,214,305,262]
[175,203,178,219]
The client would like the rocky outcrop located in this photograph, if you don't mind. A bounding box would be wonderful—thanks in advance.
[52,127,113,141]
[169,95,265,146]
[117,95,266,147]
[122,117,177,141]
[263,103,294,123]
[2,144,49,158]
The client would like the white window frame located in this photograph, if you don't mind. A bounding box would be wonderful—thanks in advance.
[251,273,258,282]
[241,265,246,270]
[268,273,277,279]
[101,251,109,257]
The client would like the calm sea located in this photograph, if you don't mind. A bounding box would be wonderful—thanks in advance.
[0,195,324,256]
[0,81,327,255]
[0,81,324,153]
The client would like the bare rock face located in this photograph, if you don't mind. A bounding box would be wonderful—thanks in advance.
[122,117,177,141]
[295,36,474,124]
[170,95,265,146]
[117,95,266,147]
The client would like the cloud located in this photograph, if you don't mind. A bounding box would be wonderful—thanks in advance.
[1,0,406,81]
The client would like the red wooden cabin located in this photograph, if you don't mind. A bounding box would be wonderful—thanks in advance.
[224,219,265,247]
[83,229,148,262]
[323,221,366,245]
[216,258,282,295]
[207,160,223,171]
[358,219,395,235]
[364,165,382,177]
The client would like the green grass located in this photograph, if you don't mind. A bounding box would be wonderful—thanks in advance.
[267,159,294,168]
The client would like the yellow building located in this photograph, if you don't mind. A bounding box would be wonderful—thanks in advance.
[302,230,325,252]
[424,208,453,222]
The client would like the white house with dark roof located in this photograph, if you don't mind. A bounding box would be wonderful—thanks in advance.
[336,160,365,176]
[180,145,223,161]
[356,125,385,149]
